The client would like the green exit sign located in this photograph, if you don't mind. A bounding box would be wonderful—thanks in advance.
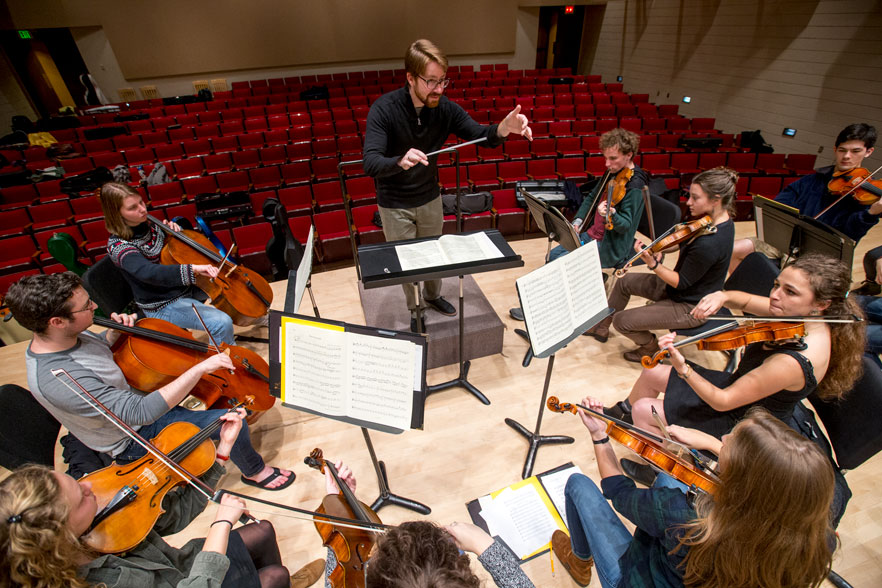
[18,30,31,39]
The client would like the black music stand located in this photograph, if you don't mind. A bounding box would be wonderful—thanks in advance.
[753,195,856,268]
[507,242,613,479]
[358,229,524,405]
[514,190,582,367]
[268,311,431,515]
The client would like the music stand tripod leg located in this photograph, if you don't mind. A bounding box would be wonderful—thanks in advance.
[504,354,574,479]
[514,328,534,368]
[427,275,490,405]
[362,427,431,515]
[306,278,320,318]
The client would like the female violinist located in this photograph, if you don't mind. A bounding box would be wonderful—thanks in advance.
[553,400,836,588]
[614,254,864,445]
[586,167,737,363]
[548,128,647,268]
[98,182,235,346]
[318,460,535,588]
[0,409,323,588]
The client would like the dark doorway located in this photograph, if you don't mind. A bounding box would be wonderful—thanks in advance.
[536,5,585,73]
[0,28,91,119]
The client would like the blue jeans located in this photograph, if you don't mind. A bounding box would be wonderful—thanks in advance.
[114,406,265,477]
[146,296,235,346]
[564,474,632,588]
[548,233,591,262]
[857,294,882,367]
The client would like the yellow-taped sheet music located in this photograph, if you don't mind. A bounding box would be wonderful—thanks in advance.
[279,316,416,431]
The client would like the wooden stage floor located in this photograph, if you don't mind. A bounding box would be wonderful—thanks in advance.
[1,220,879,587]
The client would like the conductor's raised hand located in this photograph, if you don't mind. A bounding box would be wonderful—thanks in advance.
[576,397,607,436]
[398,148,429,170]
[498,104,533,141]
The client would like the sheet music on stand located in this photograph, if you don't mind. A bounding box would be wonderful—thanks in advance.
[516,240,612,358]
[268,310,427,434]
[287,224,315,313]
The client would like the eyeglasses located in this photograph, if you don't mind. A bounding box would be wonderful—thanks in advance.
[417,75,450,91]
[68,297,95,314]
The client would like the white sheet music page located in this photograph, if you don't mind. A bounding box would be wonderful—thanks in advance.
[490,485,561,559]
[561,242,607,327]
[292,224,315,312]
[281,320,348,415]
[347,332,415,431]
[395,232,503,271]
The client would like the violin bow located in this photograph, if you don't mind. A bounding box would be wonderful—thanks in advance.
[51,369,388,534]
[814,163,882,220]
[703,314,863,324]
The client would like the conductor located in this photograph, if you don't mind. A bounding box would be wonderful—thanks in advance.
[363,39,532,332]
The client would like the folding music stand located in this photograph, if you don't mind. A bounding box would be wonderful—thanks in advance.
[507,242,613,478]
[514,190,582,367]
[753,195,856,268]
[268,311,432,515]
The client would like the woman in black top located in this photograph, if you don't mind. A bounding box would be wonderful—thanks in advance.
[586,167,737,363]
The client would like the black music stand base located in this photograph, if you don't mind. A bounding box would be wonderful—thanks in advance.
[427,276,490,405]
[504,354,574,479]
[362,428,430,515]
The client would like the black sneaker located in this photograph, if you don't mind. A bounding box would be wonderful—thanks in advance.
[425,296,456,316]
[620,458,657,486]
[509,307,524,321]
[603,401,633,424]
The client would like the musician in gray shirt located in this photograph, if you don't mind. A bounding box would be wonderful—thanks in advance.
[7,272,294,491]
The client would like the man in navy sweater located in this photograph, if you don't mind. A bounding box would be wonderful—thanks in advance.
[729,123,879,274]
[363,39,532,332]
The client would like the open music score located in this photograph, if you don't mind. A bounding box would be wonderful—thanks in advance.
[394,231,504,272]
[268,311,427,433]
[516,240,611,357]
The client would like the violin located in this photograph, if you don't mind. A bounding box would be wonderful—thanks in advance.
[150,215,274,327]
[305,449,384,588]
[546,396,720,494]
[641,320,806,368]
[827,165,882,205]
[94,315,275,415]
[604,167,634,231]
[615,214,716,277]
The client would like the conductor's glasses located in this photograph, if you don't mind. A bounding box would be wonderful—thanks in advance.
[417,75,450,91]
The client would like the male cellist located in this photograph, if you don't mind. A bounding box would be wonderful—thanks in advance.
[729,123,879,274]
[5,271,294,490]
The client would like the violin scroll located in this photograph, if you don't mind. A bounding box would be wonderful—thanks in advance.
[546,396,578,414]
[304,448,326,473]
[640,350,669,369]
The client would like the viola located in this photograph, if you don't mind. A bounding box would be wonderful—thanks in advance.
[827,166,882,205]
[641,320,806,369]
[305,449,384,588]
[546,396,720,494]
[94,315,275,414]
[615,214,716,277]
[149,215,273,327]
[604,167,634,231]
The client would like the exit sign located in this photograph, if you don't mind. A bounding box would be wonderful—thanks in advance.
[18,30,31,39]
[564,6,574,14]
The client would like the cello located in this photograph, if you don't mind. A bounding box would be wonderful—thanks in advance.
[93,315,275,415]
[149,215,274,327]
[305,448,385,588]
[546,396,720,494]
[51,366,256,553]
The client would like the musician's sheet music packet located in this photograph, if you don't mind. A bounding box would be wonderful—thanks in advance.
[268,311,427,434]
[466,463,584,562]
[515,240,612,358]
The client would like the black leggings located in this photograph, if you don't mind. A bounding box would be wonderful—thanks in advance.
[233,521,289,588]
